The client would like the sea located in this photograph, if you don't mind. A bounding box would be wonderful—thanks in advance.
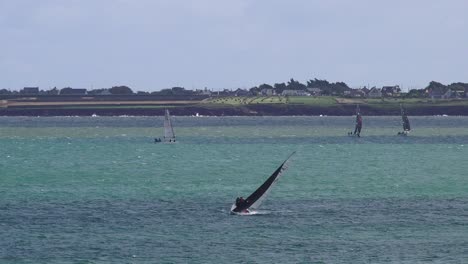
[1,116,467,263]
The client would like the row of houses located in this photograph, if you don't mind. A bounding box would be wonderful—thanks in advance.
[270,85,465,99]
[260,88,315,96]
[363,86,466,99]
[20,87,89,95]
[259,85,402,98]
[343,86,403,98]
[15,85,468,99]
[428,88,465,99]
[18,86,318,97]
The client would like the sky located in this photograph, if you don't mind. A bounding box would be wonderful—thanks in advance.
[1,0,467,92]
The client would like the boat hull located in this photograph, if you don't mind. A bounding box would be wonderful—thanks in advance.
[230,209,255,216]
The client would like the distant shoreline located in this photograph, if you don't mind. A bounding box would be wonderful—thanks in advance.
[2,96,468,116]
[2,103,468,116]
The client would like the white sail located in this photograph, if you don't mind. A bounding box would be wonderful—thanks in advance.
[163,109,176,142]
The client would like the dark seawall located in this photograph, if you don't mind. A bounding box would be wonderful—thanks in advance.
[2,104,468,116]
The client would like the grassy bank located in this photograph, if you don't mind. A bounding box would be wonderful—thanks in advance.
[2,96,468,116]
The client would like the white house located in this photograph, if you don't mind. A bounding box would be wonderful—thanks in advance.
[367,87,382,98]
[281,90,311,96]
[307,87,322,95]
[261,88,276,96]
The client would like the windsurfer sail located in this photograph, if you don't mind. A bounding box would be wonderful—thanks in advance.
[398,104,411,135]
[163,109,176,143]
[348,104,362,137]
[230,152,295,215]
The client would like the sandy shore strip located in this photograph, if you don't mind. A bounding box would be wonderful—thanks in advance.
[5,100,200,107]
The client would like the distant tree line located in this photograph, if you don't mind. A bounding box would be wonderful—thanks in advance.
[406,81,468,98]
[0,86,136,95]
[1,79,467,98]
[248,78,351,96]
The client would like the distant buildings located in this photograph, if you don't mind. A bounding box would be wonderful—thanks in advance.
[97,89,111,95]
[307,88,322,96]
[59,88,87,95]
[381,85,401,97]
[234,88,250,96]
[261,88,276,96]
[2,81,467,100]
[281,90,311,96]
[20,87,39,94]
[429,88,462,100]
[344,89,366,97]
[367,87,382,98]
[196,88,212,96]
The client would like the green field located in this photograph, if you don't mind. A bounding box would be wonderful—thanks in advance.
[205,96,285,105]
[204,96,337,106]
[205,96,468,108]
[3,96,468,115]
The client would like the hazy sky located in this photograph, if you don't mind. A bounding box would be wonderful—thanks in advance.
[1,0,467,91]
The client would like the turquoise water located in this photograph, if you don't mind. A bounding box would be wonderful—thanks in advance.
[1,116,467,263]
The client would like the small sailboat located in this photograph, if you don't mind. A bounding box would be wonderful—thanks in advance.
[398,104,411,136]
[155,109,176,143]
[230,152,295,215]
[348,104,362,137]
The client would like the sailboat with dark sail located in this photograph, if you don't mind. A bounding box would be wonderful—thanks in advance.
[348,104,362,137]
[155,109,176,143]
[398,104,411,136]
[230,152,295,215]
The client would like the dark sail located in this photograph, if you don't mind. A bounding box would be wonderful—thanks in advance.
[231,152,295,213]
[353,104,362,136]
[403,116,411,131]
[401,105,411,131]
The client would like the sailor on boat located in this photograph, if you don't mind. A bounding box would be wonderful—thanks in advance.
[235,197,250,213]
[235,197,245,206]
